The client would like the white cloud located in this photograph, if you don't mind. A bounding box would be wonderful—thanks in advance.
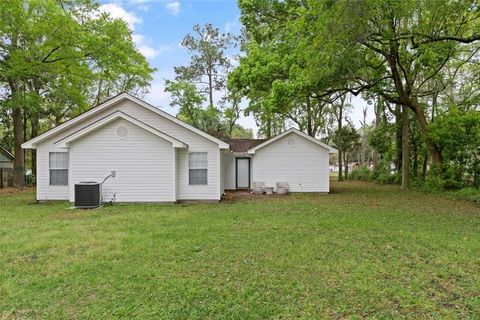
[227,55,239,68]
[136,4,150,11]
[132,34,159,59]
[147,81,172,109]
[128,0,155,3]
[131,34,145,44]
[137,45,159,59]
[99,3,141,30]
[157,44,177,55]
[224,16,241,33]
[166,1,180,15]
[225,21,236,33]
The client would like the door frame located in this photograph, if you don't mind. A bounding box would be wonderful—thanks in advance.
[235,157,251,189]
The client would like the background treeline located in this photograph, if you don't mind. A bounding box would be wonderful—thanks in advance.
[0,2,254,189]
[0,0,155,187]
[226,0,480,194]
[1,0,479,195]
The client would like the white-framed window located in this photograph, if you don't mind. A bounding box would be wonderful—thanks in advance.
[49,152,68,186]
[189,152,207,185]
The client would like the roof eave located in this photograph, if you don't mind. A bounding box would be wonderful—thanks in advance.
[22,93,230,150]
[54,111,188,149]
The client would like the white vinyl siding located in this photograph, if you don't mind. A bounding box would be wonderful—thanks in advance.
[219,150,225,196]
[0,151,13,169]
[252,132,330,192]
[36,146,70,200]
[224,152,236,190]
[49,152,68,186]
[69,118,175,202]
[189,152,208,185]
[34,99,221,202]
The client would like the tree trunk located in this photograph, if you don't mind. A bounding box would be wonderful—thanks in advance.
[422,152,428,180]
[31,114,39,176]
[412,143,418,179]
[306,96,313,137]
[372,99,381,168]
[344,153,349,180]
[337,96,344,181]
[337,107,343,181]
[401,106,409,190]
[386,53,442,167]
[338,149,343,181]
[12,106,25,188]
[266,116,272,139]
[408,100,442,166]
[395,104,402,173]
[207,63,214,107]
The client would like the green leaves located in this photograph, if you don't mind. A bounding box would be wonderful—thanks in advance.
[0,0,154,115]
[0,0,155,186]
[167,23,250,138]
[429,108,480,188]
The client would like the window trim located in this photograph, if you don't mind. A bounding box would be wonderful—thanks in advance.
[49,152,69,186]
[188,152,208,186]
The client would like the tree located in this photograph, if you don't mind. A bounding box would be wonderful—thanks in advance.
[304,0,480,166]
[331,94,349,181]
[230,125,253,139]
[401,106,409,189]
[168,23,253,138]
[164,80,206,126]
[0,0,154,188]
[429,108,480,189]
[334,125,361,180]
[175,23,237,108]
[228,19,332,139]
[237,0,480,167]
[221,90,242,137]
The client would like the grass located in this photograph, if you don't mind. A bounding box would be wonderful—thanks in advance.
[1,181,479,319]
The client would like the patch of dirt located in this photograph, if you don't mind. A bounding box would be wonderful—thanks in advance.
[0,187,35,195]
[223,190,293,203]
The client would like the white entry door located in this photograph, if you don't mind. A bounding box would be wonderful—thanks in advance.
[236,158,250,189]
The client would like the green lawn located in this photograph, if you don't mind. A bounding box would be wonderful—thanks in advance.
[1,181,479,319]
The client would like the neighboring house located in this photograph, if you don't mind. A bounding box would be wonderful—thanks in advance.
[22,93,337,202]
[0,146,14,188]
[0,146,14,169]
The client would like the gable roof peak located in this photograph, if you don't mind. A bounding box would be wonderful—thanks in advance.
[247,127,337,154]
[22,93,229,149]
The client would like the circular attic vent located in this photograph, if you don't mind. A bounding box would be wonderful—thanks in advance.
[116,125,129,139]
[287,136,296,148]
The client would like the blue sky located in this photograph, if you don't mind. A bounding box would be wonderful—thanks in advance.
[99,0,372,136]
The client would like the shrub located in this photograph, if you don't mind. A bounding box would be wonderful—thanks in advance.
[349,166,372,181]
[429,108,480,188]
[424,174,445,192]
[25,174,36,187]
[370,160,398,184]
[376,172,398,185]
[448,187,480,204]
[424,165,467,192]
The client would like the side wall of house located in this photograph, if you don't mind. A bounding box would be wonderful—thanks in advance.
[36,144,70,200]
[224,152,235,190]
[35,99,221,201]
[0,152,13,169]
[69,118,175,202]
[175,148,221,201]
[251,132,330,192]
[220,150,225,197]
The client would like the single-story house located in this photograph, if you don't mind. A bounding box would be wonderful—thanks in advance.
[0,146,14,189]
[22,93,337,203]
[0,146,14,169]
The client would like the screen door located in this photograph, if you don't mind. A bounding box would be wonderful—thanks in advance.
[236,158,250,189]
